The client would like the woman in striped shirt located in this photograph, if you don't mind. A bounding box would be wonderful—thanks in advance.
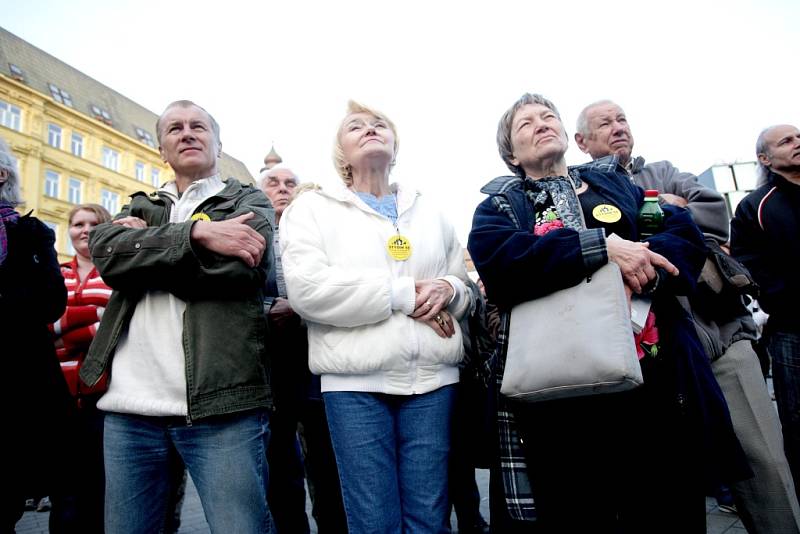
[50,203,111,533]
[53,204,112,379]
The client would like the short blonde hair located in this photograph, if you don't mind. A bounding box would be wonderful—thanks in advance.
[333,100,399,185]
[68,203,113,225]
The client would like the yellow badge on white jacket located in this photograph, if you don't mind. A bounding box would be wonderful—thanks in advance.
[387,234,412,261]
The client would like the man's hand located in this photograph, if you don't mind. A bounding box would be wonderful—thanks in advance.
[659,193,688,208]
[190,212,266,267]
[607,238,678,294]
[112,216,147,229]
[267,297,299,330]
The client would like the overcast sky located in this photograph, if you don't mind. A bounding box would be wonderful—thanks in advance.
[2,0,797,242]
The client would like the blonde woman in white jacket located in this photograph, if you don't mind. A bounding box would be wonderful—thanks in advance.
[280,101,472,534]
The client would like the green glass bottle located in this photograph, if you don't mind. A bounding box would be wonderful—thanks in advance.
[638,189,664,239]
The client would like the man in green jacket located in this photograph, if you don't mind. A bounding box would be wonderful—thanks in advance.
[80,100,275,533]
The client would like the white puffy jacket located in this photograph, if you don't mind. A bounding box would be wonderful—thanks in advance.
[279,182,471,395]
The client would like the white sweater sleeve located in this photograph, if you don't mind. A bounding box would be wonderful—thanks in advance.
[280,194,413,328]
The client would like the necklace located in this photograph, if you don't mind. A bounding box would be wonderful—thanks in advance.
[386,191,412,261]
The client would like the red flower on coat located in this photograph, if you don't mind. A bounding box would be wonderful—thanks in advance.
[533,219,564,236]
[634,310,659,360]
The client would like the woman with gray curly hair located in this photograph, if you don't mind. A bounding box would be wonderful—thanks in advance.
[0,137,74,530]
[468,93,749,532]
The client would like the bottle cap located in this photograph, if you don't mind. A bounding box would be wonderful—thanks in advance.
[644,189,659,197]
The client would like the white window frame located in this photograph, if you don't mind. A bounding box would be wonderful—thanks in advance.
[71,132,83,157]
[44,170,60,198]
[151,168,160,187]
[68,177,82,204]
[100,189,119,215]
[135,161,145,182]
[48,123,62,149]
[102,146,120,172]
[0,99,22,131]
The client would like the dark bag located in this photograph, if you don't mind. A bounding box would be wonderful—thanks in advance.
[454,280,495,469]
[702,238,759,298]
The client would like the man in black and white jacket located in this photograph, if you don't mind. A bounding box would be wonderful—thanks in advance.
[732,124,800,511]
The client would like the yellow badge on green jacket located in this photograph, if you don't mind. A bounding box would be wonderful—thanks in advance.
[191,212,211,222]
[592,204,622,224]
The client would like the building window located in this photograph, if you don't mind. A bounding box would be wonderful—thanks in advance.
[0,99,22,131]
[48,83,73,107]
[66,238,76,256]
[90,104,112,126]
[68,178,82,204]
[48,124,62,148]
[134,127,156,148]
[8,63,25,82]
[44,170,60,198]
[151,168,160,187]
[135,161,145,182]
[100,189,119,215]
[102,147,119,171]
[71,133,83,157]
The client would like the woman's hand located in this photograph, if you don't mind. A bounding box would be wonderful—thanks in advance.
[607,238,678,294]
[410,279,454,320]
[421,310,456,338]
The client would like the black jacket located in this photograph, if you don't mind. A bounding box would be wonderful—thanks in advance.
[731,171,800,332]
[1,213,74,497]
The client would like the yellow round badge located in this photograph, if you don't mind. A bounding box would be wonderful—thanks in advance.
[387,235,412,261]
[190,212,211,222]
[592,204,622,224]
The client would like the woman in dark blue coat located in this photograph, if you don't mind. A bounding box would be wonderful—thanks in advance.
[0,137,73,531]
[467,94,748,533]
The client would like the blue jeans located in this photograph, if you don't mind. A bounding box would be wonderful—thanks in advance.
[324,385,455,534]
[769,330,800,499]
[104,410,275,534]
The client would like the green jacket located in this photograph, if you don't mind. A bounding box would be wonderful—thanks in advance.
[80,179,275,421]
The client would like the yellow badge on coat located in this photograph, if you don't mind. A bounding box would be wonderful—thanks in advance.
[592,204,622,224]
[387,235,412,261]
[190,212,211,222]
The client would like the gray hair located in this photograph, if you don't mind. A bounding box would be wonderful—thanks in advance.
[0,137,23,206]
[755,126,773,186]
[156,100,221,146]
[257,164,300,189]
[497,93,562,176]
[575,99,617,138]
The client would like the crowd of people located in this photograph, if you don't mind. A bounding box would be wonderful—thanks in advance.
[1,93,798,534]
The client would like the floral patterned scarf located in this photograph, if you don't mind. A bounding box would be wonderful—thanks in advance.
[0,201,19,266]
[523,174,584,232]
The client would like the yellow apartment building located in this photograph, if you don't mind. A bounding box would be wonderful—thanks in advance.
[0,27,254,262]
